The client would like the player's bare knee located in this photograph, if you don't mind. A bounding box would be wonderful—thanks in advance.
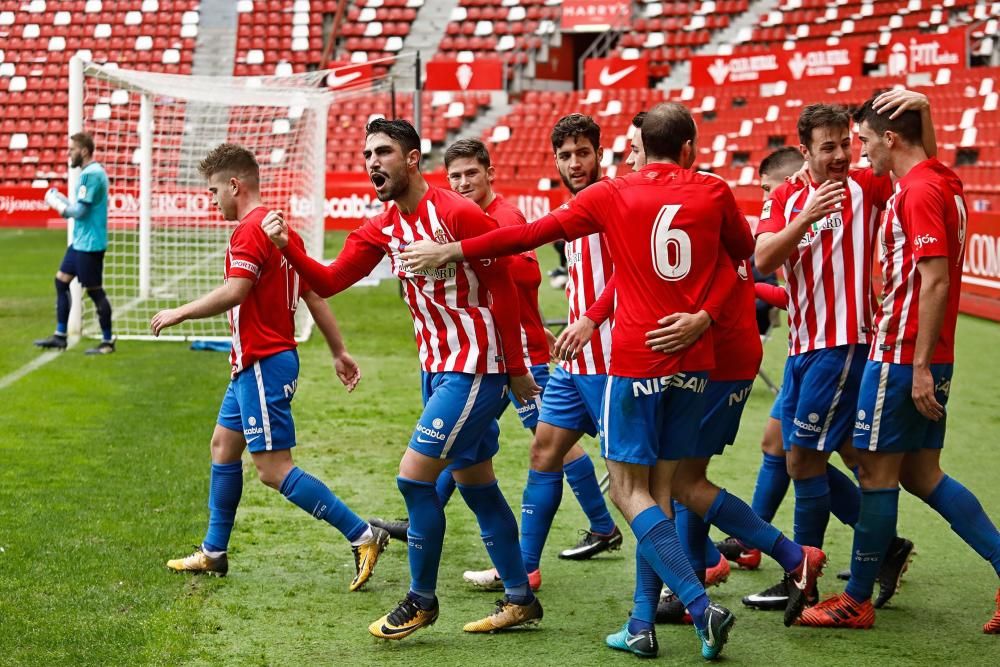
[785,447,827,479]
[55,271,72,283]
[529,438,563,472]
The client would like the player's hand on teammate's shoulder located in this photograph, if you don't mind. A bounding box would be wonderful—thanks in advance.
[873,88,930,120]
[261,209,289,248]
[150,308,184,336]
[334,351,362,393]
[553,316,596,362]
[399,239,457,272]
[508,369,541,405]
[788,163,810,188]
[645,311,712,354]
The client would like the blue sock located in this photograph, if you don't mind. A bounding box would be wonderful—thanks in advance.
[827,463,861,526]
[630,506,709,630]
[925,475,1000,576]
[631,549,661,632]
[674,500,709,572]
[398,476,445,597]
[750,453,790,522]
[519,469,563,572]
[458,480,532,603]
[845,488,899,602]
[704,488,802,571]
[202,461,243,552]
[435,468,456,507]
[793,473,831,548]
[563,455,616,535]
[279,467,368,541]
[55,278,69,335]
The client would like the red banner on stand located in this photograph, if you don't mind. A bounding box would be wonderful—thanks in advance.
[886,30,968,76]
[583,57,648,89]
[424,60,504,91]
[325,62,375,90]
[691,47,860,87]
[561,0,631,31]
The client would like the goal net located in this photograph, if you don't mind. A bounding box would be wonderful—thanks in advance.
[72,60,338,341]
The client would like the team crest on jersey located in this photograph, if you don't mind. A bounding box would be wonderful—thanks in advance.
[433,228,450,244]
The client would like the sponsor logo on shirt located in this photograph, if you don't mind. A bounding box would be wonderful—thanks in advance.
[230,259,260,276]
[407,265,457,280]
[631,373,708,397]
[799,212,843,246]
[760,200,773,220]
[566,250,583,266]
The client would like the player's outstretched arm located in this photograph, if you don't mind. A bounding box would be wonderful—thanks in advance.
[262,210,386,298]
[873,88,937,158]
[755,181,845,274]
[302,290,361,392]
[755,282,788,310]
[150,278,253,336]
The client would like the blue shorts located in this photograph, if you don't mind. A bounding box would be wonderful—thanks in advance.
[601,372,709,465]
[217,349,298,453]
[769,385,783,420]
[853,361,952,453]
[536,365,606,436]
[781,344,866,453]
[694,380,754,458]
[502,363,551,430]
[408,372,508,470]
[59,246,105,287]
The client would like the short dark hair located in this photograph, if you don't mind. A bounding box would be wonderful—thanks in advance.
[71,132,95,156]
[198,143,259,183]
[630,112,647,129]
[444,138,491,169]
[852,95,923,146]
[366,117,421,156]
[641,103,696,162]
[759,146,805,177]
[797,104,851,148]
[550,113,601,153]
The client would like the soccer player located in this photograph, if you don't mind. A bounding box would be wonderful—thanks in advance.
[369,138,559,587]
[798,97,1000,633]
[461,115,622,594]
[151,143,389,590]
[261,119,544,640]
[400,103,829,659]
[35,132,116,354]
[749,93,935,609]
[610,120,826,637]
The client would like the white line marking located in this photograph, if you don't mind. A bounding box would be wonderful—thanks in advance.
[0,337,80,392]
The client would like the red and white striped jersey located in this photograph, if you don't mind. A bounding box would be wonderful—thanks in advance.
[757,168,892,356]
[225,206,304,375]
[871,159,968,365]
[563,231,614,375]
[289,186,526,375]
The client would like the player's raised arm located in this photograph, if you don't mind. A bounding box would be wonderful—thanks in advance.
[265,211,386,298]
[302,290,362,392]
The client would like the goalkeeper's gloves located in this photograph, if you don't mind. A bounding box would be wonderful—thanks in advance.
[45,188,69,216]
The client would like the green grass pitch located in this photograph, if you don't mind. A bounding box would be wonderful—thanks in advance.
[1,228,998,666]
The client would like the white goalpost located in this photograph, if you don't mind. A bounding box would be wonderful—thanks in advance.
[68,57,339,342]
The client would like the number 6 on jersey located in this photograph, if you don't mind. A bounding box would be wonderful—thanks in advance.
[651,204,692,280]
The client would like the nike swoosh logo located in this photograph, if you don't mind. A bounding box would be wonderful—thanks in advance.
[246,435,260,444]
[793,430,815,439]
[378,623,418,636]
[416,436,440,444]
[792,207,802,213]
[328,71,362,88]
[625,635,646,646]
[793,551,809,590]
[599,65,637,86]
